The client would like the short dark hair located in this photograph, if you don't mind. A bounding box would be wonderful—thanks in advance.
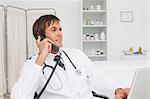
[32,14,60,40]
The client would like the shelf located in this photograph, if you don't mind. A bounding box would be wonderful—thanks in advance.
[84,0,102,1]
[123,54,146,56]
[83,25,106,27]
[83,40,106,42]
[122,54,147,60]
[82,0,107,61]
[83,10,106,13]
[87,55,107,58]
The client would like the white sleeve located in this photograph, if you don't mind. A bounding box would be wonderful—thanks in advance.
[10,59,43,99]
[77,49,123,99]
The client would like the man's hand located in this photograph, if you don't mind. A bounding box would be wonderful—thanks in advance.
[115,88,130,99]
[36,36,53,66]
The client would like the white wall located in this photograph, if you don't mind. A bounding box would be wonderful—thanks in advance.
[1,0,149,61]
[1,0,81,49]
[107,0,149,61]
[148,1,150,60]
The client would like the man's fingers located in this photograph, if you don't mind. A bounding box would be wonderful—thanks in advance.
[36,37,54,46]
[45,38,53,44]
[115,95,123,99]
[36,36,41,44]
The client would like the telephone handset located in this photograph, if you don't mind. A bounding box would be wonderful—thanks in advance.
[38,33,59,54]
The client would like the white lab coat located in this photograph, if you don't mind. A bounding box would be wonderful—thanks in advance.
[11,48,122,99]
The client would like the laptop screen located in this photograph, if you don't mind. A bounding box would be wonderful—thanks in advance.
[128,67,150,99]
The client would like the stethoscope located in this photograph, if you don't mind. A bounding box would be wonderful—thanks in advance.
[42,50,82,90]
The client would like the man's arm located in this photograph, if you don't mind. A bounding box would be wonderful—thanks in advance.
[77,49,128,99]
[11,36,54,99]
[10,59,42,99]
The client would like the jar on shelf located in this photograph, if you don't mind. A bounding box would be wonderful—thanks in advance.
[95,19,100,25]
[138,47,142,54]
[96,50,100,55]
[86,19,90,25]
[90,34,94,40]
[100,50,104,55]
[130,47,133,52]
[86,34,90,40]
[90,5,94,10]
[94,33,99,40]
[83,34,86,40]
[96,5,101,10]
[100,31,105,40]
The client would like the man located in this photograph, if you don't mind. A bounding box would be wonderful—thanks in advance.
[11,15,128,99]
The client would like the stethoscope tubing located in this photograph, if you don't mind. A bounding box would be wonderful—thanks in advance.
[36,50,82,98]
[41,50,81,91]
[39,55,61,97]
[62,50,77,69]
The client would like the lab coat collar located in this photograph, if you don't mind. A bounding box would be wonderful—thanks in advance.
[44,49,65,71]
[44,48,62,65]
[44,54,55,67]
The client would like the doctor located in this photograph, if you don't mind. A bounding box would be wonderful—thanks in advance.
[11,14,128,99]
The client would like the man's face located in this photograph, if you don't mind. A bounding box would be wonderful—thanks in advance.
[45,20,63,47]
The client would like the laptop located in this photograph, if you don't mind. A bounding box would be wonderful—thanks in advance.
[127,67,150,99]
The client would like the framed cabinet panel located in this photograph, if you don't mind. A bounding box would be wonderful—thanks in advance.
[81,0,107,61]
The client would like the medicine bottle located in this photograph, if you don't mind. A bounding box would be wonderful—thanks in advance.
[138,47,142,54]
[130,47,133,52]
